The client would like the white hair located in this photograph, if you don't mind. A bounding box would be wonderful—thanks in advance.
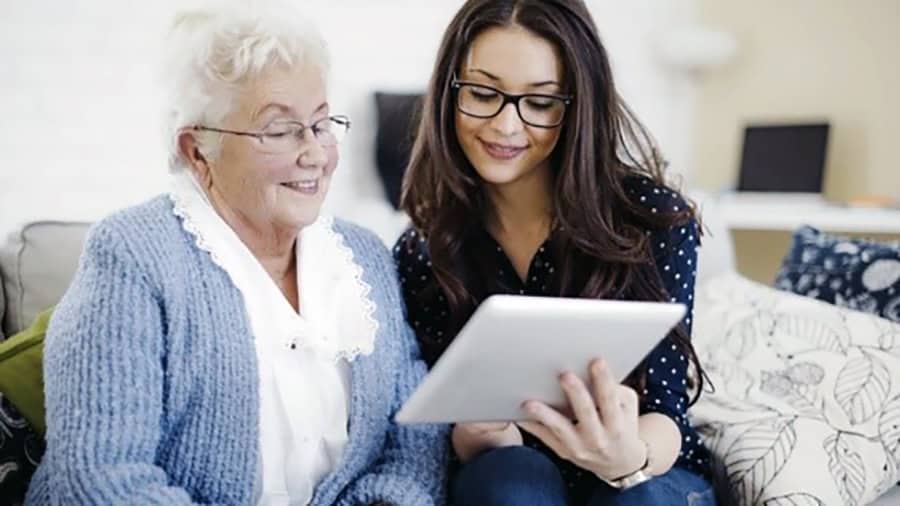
[162,0,330,171]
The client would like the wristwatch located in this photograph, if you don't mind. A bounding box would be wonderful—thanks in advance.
[600,440,653,490]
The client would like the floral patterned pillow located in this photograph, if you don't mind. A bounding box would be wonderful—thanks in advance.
[775,226,900,323]
[691,273,900,505]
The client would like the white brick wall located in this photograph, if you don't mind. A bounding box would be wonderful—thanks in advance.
[0,0,697,240]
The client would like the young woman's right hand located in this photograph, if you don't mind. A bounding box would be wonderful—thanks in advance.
[452,422,523,462]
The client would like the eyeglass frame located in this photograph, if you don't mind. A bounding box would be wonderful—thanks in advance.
[185,114,352,149]
[450,75,574,129]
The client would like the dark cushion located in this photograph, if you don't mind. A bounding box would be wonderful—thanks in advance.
[0,394,44,506]
[775,226,900,322]
[374,92,423,209]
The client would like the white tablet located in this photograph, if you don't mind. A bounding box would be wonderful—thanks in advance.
[396,295,686,424]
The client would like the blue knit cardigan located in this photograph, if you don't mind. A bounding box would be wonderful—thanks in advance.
[25,196,448,505]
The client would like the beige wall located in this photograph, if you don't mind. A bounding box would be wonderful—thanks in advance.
[693,0,900,282]
[732,230,900,283]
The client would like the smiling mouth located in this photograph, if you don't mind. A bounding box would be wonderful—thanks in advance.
[479,139,528,160]
[280,179,319,195]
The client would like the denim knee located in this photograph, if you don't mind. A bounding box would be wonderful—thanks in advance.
[586,467,717,506]
[452,446,567,506]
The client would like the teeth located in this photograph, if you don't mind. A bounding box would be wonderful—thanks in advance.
[488,143,522,153]
[283,180,318,191]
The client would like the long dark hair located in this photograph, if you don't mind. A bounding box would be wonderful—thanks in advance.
[400,0,705,402]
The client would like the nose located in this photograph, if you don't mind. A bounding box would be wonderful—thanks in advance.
[297,130,328,169]
[489,102,524,137]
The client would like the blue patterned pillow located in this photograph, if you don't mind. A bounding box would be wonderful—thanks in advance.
[775,226,900,322]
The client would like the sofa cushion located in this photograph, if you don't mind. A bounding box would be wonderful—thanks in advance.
[775,226,900,323]
[692,273,900,505]
[0,221,90,336]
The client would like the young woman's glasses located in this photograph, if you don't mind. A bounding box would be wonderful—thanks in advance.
[187,115,351,154]
[451,78,572,128]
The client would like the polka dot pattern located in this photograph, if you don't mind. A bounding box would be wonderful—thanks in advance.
[392,178,711,498]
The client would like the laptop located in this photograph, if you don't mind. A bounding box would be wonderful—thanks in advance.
[737,122,830,194]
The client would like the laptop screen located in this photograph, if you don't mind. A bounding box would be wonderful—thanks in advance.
[737,123,830,193]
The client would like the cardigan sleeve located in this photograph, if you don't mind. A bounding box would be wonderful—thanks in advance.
[27,218,219,505]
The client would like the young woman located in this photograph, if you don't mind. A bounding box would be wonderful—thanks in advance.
[393,1,715,505]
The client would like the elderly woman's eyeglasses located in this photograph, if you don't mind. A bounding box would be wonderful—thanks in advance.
[451,77,573,128]
[187,115,351,154]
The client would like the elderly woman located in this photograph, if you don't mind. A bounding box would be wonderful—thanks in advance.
[25,3,447,505]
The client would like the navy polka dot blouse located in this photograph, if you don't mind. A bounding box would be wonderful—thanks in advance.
[392,177,711,500]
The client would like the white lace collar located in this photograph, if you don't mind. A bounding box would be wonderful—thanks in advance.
[168,171,377,362]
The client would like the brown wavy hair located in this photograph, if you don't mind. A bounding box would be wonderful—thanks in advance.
[400,0,705,401]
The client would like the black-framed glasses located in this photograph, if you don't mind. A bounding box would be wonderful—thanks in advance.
[187,115,351,154]
[451,77,573,128]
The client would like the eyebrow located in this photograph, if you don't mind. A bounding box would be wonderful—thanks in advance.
[254,102,329,121]
[469,68,560,88]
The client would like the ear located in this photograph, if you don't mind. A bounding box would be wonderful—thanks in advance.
[177,130,212,185]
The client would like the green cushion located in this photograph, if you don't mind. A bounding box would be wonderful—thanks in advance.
[0,308,50,436]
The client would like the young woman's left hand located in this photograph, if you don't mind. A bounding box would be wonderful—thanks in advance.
[518,358,648,481]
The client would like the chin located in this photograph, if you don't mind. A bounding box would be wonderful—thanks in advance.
[276,182,330,228]
[294,205,324,229]
[272,200,321,231]
[473,161,529,186]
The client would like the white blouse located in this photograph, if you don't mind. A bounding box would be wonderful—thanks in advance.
[169,172,378,505]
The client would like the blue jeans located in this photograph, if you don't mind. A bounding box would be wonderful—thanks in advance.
[452,446,717,506]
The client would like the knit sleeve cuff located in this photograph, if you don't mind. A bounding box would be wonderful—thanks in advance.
[336,472,438,506]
